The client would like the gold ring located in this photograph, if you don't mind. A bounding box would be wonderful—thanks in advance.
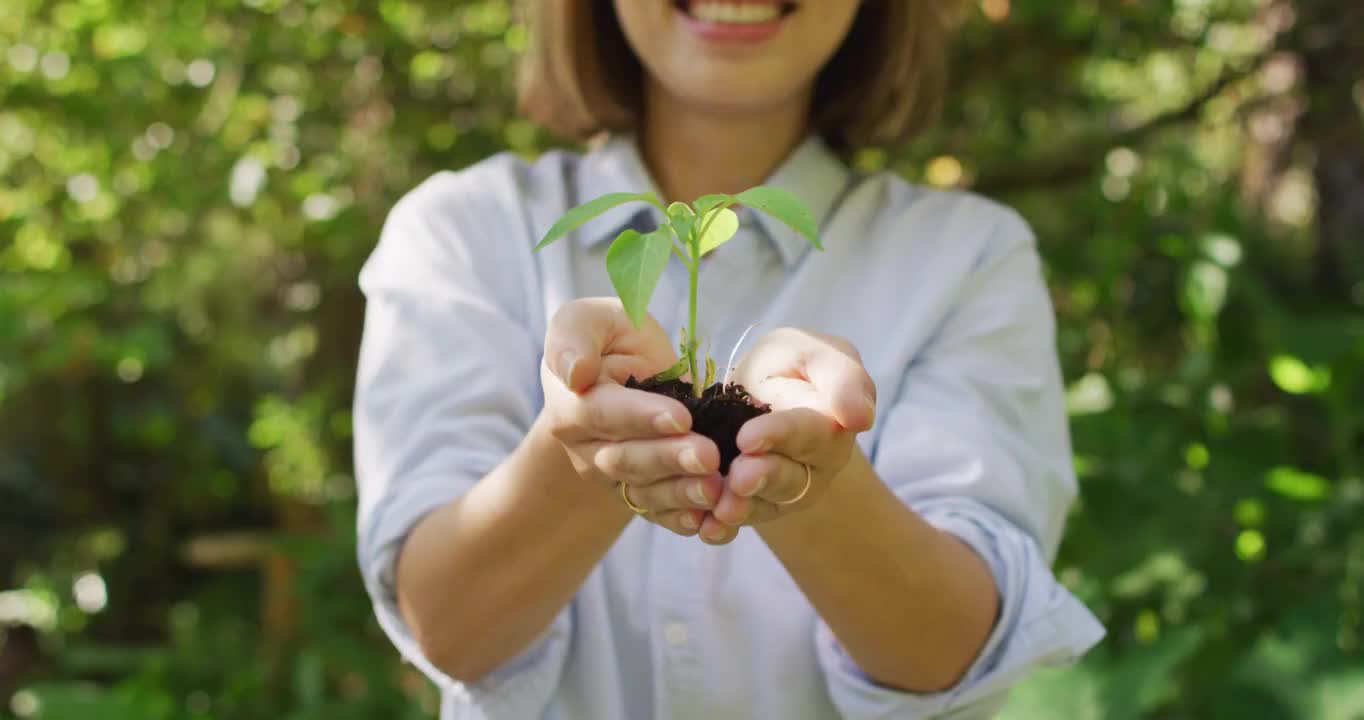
[775,463,813,506]
[619,482,649,515]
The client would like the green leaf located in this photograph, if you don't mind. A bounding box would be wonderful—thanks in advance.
[693,193,733,216]
[606,228,672,328]
[734,186,822,249]
[666,201,696,248]
[697,207,739,256]
[649,357,690,383]
[534,192,657,250]
[1268,354,1331,394]
[1180,261,1227,320]
[666,201,694,222]
[1265,466,1331,501]
[704,356,716,388]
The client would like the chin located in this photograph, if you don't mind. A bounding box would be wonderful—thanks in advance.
[673,79,796,115]
[667,55,804,105]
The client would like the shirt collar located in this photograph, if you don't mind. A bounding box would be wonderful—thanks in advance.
[574,132,851,268]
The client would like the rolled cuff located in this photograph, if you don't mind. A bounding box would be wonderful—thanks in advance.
[357,473,571,719]
[815,497,1105,719]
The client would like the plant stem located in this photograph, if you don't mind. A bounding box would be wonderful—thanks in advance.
[687,256,701,397]
[683,204,735,397]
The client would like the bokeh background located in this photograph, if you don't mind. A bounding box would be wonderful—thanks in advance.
[2,0,1362,718]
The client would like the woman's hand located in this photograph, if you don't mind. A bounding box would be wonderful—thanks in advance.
[540,298,722,536]
[698,327,878,544]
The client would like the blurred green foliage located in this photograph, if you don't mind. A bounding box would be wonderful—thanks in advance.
[2,0,1362,718]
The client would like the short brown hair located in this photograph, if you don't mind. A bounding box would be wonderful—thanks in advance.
[517,2,960,153]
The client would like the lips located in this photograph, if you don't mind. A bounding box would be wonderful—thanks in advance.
[672,0,799,25]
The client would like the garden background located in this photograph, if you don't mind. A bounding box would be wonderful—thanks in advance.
[2,0,1362,718]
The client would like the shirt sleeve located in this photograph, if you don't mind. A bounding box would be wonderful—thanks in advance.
[815,206,1106,719]
[353,168,571,719]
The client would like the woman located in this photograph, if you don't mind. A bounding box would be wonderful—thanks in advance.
[355,1,1105,718]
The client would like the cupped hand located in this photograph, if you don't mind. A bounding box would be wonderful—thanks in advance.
[540,298,722,536]
[696,327,877,544]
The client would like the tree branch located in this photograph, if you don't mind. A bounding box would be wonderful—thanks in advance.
[974,56,1269,195]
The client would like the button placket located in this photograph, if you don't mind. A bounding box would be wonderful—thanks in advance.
[663,621,689,648]
[653,536,705,720]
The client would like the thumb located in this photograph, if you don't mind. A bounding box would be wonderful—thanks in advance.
[543,298,622,394]
[550,347,596,395]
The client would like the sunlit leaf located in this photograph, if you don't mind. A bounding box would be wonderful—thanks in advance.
[650,357,689,383]
[1184,443,1210,469]
[1066,372,1114,415]
[1180,261,1227,320]
[1235,529,1266,562]
[606,228,671,328]
[535,192,657,250]
[666,201,695,251]
[1269,355,1331,394]
[1265,466,1331,501]
[733,186,821,249]
[697,207,739,256]
[1135,608,1161,644]
[692,193,732,216]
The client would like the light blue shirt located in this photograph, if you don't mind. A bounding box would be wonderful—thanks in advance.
[354,134,1106,719]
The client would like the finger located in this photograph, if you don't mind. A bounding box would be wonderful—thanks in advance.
[803,346,876,432]
[648,509,704,537]
[569,383,691,441]
[726,452,810,505]
[736,329,875,430]
[543,299,614,392]
[736,498,782,525]
[627,473,723,513]
[698,514,741,545]
[735,407,837,465]
[544,298,672,393]
[590,436,720,484]
[709,484,754,526]
[730,327,806,391]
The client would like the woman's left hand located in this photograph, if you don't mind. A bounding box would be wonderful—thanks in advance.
[697,327,878,544]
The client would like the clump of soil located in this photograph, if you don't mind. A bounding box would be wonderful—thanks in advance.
[626,376,770,474]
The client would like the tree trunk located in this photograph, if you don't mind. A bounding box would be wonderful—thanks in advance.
[1293,0,1364,297]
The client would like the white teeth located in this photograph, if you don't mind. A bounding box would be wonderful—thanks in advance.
[690,3,780,24]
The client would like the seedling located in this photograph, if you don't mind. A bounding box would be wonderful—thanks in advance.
[534,187,822,398]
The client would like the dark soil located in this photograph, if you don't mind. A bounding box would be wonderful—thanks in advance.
[626,376,770,474]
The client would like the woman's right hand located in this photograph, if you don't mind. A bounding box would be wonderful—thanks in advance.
[540,298,723,537]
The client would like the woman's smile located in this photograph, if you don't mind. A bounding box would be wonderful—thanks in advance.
[612,0,851,114]
[672,0,799,44]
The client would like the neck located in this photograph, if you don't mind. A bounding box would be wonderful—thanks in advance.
[638,81,811,203]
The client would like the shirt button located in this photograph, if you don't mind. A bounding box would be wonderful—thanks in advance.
[663,622,689,647]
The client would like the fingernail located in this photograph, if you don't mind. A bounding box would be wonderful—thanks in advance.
[680,512,699,530]
[863,389,877,415]
[557,350,580,385]
[654,412,686,435]
[679,448,706,475]
[749,474,767,497]
[687,482,710,507]
[704,527,727,542]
